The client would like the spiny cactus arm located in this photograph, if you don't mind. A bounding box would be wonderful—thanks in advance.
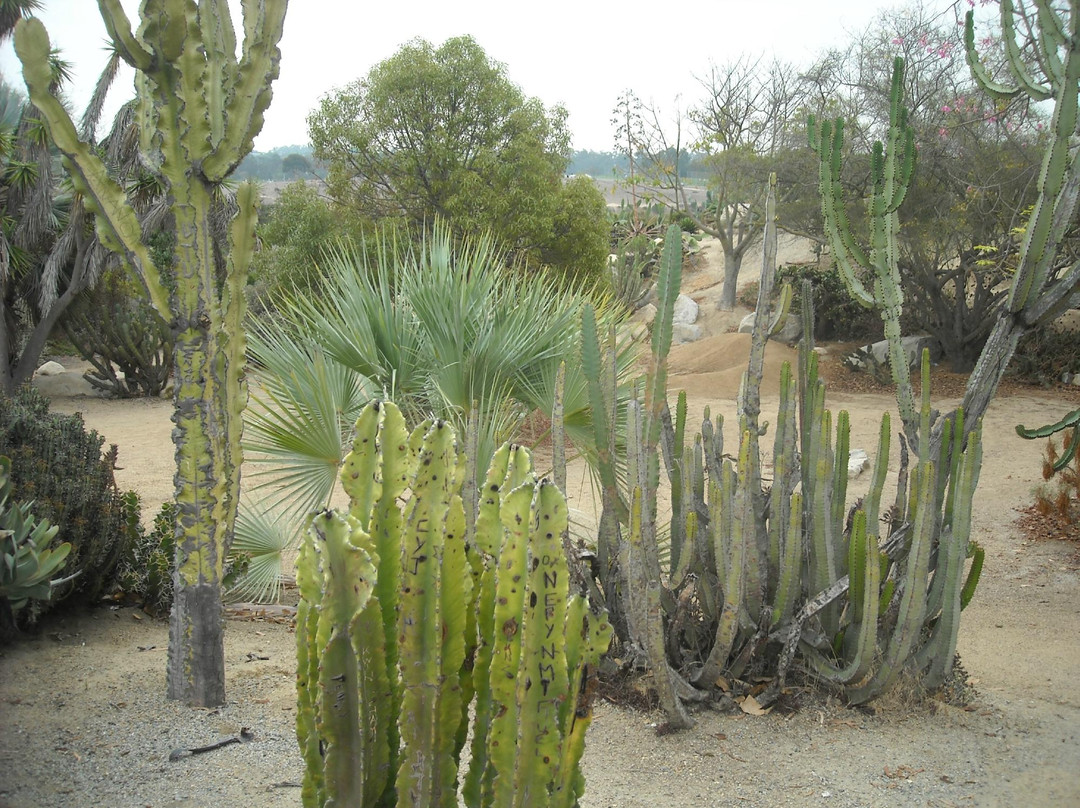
[13,19,170,320]
[461,445,512,808]
[201,0,287,181]
[863,414,891,537]
[831,411,851,537]
[1007,7,1080,312]
[811,117,875,308]
[803,510,879,686]
[200,0,239,147]
[848,460,936,704]
[961,542,985,610]
[1035,0,1067,86]
[293,541,323,805]
[488,484,535,807]
[918,429,982,689]
[963,7,1028,101]
[693,456,744,686]
[882,58,916,213]
[308,511,378,807]
[553,602,612,808]
[396,421,463,808]
[509,481,571,806]
[440,489,470,789]
[98,0,153,70]
[770,490,803,629]
[644,225,682,448]
[1017,411,1080,471]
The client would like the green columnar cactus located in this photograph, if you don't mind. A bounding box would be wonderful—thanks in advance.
[14,2,287,707]
[809,57,918,442]
[295,401,611,808]
[580,173,987,724]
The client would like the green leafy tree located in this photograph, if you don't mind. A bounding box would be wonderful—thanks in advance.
[308,35,607,280]
[250,180,369,299]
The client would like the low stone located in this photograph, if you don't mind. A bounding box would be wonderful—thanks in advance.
[672,294,699,325]
[736,312,802,344]
[35,360,66,377]
[848,449,870,477]
[632,303,657,327]
[672,323,703,344]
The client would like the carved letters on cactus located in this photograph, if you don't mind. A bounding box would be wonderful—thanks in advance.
[296,402,611,808]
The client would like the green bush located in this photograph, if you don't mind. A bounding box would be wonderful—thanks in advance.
[115,501,177,617]
[0,387,140,620]
[777,264,882,343]
[61,263,174,398]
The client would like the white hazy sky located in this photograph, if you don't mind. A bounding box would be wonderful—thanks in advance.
[0,0,969,152]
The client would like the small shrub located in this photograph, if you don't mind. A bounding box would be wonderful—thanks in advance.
[61,260,174,398]
[777,264,882,343]
[1009,324,1080,386]
[1033,429,1080,532]
[115,501,177,617]
[0,387,140,621]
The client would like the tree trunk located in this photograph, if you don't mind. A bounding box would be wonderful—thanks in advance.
[718,249,743,311]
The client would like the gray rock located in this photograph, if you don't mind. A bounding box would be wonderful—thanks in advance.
[847,449,870,478]
[672,323,703,344]
[632,303,657,327]
[672,294,699,325]
[35,360,66,377]
[845,335,941,371]
[736,312,802,344]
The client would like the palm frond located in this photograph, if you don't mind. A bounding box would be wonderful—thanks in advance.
[228,503,294,604]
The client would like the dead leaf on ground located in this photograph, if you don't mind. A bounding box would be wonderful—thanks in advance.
[737,694,773,716]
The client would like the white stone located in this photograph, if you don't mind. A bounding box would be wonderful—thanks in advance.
[738,313,756,334]
[847,449,870,477]
[35,360,66,377]
[672,294,699,325]
[672,323,702,344]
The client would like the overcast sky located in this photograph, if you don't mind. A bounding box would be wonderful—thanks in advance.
[0,0,969,153]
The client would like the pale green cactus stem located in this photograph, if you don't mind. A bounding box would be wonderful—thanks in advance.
[809,57,918,443]
[297,402,610,808]
[14,2,287,707]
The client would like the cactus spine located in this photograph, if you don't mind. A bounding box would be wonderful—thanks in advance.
[295,402,610,808]
[14,2,287,707]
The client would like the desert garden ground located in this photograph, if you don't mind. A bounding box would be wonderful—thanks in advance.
[1,237,1078,807]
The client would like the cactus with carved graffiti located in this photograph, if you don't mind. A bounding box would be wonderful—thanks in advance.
[14,2,287,706]
[295,401,611,808]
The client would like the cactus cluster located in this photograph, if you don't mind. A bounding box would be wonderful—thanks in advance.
[295,401,611,808]
[578,184,984,726]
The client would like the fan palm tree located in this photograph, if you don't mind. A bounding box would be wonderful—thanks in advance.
[233,222,634,601]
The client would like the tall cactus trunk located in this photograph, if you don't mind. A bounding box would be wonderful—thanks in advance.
[14,2,286,706]
[166,183,250,703]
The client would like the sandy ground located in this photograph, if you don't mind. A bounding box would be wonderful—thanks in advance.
[1,237,1079,807]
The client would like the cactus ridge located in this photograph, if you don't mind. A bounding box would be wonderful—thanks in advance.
[296,401,610,808]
